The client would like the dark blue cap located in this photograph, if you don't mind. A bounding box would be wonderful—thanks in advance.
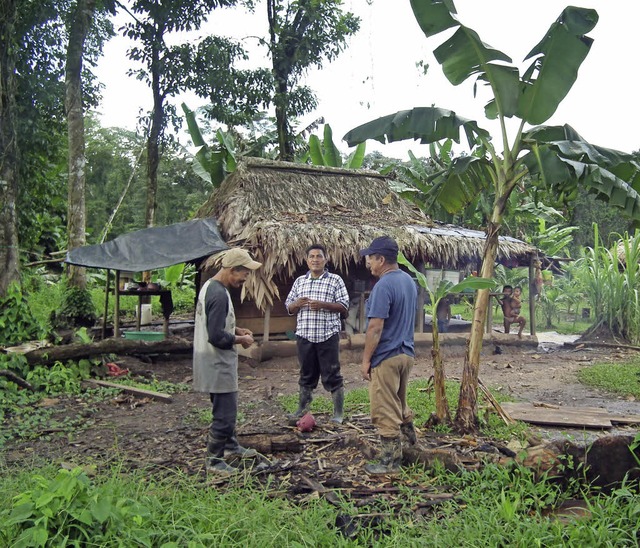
[359,236,399,258]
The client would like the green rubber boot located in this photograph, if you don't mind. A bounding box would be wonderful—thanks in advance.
[331,387,345,424]
[364,437,402,476]
[287,386,313,425]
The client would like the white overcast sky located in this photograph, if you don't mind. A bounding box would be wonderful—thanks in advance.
[95,1,640,158]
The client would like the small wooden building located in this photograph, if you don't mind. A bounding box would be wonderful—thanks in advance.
[195,158,540,339]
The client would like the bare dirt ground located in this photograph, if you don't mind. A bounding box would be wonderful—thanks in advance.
[3,331,639,482]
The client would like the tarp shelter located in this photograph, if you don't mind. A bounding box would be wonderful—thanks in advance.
[65,218,228,337]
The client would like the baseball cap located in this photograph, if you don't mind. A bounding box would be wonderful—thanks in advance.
[359,236,399,258]
[221,248,262,270]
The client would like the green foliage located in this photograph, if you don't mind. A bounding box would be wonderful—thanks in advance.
[578,361,640,399]
[528,218,579,258]
[0,282,44,346]
[307,124,366,168]
[492,265,529,292]
[578,228,640,343]
[0,359,103,449]
[538,285,562,329]
[25,360,92,395]
[1,467,153,547]
[0,352,30,377]
[85,121,212,243]
[1,461,639,546]
[155,262,195,291]
[51,283,97,330]
[569,186,633,253]
[182,102,238,186]
[14,2,113,260]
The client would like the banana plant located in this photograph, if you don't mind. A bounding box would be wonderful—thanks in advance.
[344,1,640,432]
[398,252,495,424]
[181,103,237,187]
[308,124,366,168]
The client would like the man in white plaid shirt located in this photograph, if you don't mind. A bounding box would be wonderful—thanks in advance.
[285,244,349,424]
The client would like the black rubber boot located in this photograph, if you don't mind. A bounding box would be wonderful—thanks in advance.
[206,433,238,476]
[400,422,417,445]
[224,435,258,458]
[364,437,402,476]
[287,386,313,425]
[330,387,345,424]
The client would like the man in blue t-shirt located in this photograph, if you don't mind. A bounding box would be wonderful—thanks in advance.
[360,236,417,475]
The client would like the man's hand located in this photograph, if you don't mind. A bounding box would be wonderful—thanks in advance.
[236,327,253,337]
[308,300,324,311]
[294,297,311,311]
[236,334,254,349]
[361,361,371,381]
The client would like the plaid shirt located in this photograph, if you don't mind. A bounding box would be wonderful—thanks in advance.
[285,270,349,343]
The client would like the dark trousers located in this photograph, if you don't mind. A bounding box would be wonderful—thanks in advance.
[296,333,343,393]
[209,392,237,441]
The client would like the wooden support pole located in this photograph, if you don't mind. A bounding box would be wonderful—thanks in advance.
[102,269,110,339]
[262,304,271,342]
[529,256,537,336]
[114,270,121,338]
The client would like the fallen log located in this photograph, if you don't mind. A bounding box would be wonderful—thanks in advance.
[236,432,303,454]
[403,446,464,472]
[85,379,173,403]
[564,340,640,352]
[24,337,192,366]
[0,369,34,391]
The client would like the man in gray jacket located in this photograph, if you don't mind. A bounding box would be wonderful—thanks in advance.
[193,248,261,476]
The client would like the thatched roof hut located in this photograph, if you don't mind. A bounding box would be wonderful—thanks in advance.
[195,158,539,312]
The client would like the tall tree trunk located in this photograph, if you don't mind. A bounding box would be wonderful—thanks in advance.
[145,41,163,229]
[65,0,96,290]
[274,88,294,161]
[455,215,503,432]
[0,0,20,297]
[267,0,294,162]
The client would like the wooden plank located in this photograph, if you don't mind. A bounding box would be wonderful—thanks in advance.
[86,379,173,403]
[501,403,612,429]
[607,414,640,425]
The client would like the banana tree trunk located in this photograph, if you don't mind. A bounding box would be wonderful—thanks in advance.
[431,322,451,423]
[455,217,502,432]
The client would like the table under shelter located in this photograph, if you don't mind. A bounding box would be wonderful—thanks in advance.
[65,218,228,338]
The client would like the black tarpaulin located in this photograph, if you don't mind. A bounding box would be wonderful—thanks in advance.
[65,218,228,271]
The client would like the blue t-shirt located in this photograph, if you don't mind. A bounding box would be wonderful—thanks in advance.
[366,269,417,367]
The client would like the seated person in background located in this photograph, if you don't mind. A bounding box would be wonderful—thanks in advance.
[435,296,452,333]
[501,285,526,337]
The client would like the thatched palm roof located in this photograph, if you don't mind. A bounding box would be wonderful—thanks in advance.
[195,158,539,309]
